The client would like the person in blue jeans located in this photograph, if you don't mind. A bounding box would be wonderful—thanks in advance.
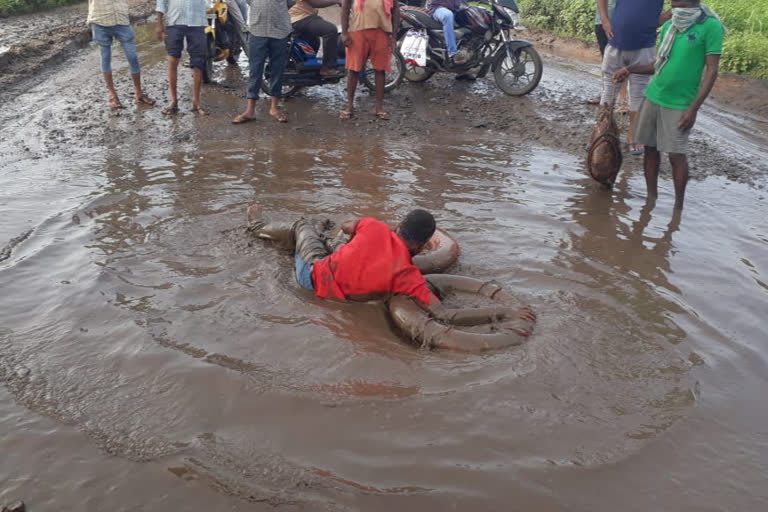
[155,0,209,115]
[232,0,292,123]
[88,0,155,110]
[427,0,468,65]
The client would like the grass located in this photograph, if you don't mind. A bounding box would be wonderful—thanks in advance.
[0,0,83,17]
[517,0,768,79]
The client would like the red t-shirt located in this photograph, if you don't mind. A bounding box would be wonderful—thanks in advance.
[311,217,438,306]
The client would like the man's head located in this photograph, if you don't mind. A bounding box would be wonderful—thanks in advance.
[397,209,436,255]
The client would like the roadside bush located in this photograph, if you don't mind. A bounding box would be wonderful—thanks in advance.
[517,0,768,80]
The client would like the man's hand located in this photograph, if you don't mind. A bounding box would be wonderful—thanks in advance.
[515,307,537,323]
[678,107,698,131]
[612,67,629,83]
[341,32,351,48]
[389,33,397,52]
[602,19,613,40]
[156,22,165,42]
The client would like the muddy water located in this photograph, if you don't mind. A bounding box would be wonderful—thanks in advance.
[2,23,768,512]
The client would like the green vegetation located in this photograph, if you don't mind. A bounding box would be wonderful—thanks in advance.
[0,0,82,17]
[517,0,768,79]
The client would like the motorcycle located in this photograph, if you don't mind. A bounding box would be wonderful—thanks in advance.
[397,0,543,96]
[202,0,250,83]
[262,29,407,97]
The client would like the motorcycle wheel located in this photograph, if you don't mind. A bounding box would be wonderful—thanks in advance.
[493,45,543,96]
[261,55,303,98]
[202,35,216,84]
[361,51,406,92]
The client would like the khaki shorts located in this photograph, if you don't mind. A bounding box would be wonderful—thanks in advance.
[635,98,691,154]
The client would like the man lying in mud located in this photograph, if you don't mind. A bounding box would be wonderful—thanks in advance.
[246,205,537,327]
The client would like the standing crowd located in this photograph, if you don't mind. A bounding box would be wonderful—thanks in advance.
[87,0,725,209]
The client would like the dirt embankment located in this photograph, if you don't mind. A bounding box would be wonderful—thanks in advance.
[0,0,156,92]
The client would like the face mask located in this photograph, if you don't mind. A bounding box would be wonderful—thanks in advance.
[672,7,701,18]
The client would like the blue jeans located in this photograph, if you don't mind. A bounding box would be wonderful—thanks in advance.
[91,24,140,74]
[432,7,457,57]
[248,35,289,99]
[295,254,314,290]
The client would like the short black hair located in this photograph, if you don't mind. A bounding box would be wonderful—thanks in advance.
[400,209,436,245]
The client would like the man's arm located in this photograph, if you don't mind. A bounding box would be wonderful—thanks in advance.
[391,0,399,47]
[679,54,720,131]
[340,0,352,46]
[155,0,166,41]
[598,0,613,39]
[306,0,341,7]
[612,61,655,82]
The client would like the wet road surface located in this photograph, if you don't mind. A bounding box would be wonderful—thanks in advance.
[1,21,768,512]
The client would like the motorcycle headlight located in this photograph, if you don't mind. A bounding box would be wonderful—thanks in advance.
[505,8,520,27]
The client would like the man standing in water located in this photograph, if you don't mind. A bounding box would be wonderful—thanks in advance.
[155,0,209,115]
[88,0,155,110]
[597,0,670,155]
[340,0,399,120]
[614,0,724,209]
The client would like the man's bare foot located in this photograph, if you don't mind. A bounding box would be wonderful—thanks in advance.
[247,203,263,226]
[109,95,124,111]
[162,103,180,115]
[136,94,156,106]
[269,109,287,122]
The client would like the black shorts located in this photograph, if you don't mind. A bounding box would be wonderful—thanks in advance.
[165,25,206,69]
[595,24,609,56]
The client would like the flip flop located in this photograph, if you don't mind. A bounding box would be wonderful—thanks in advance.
[586,97,601,105]
[629,143,645,156]
[269,111,287,123]
[232,114,257,124]
[109,96,124,111]
[192,105,209,115]
[374,111,390,121]
[136,95,156,106]
[339,110,354,120]
[162,105,180,115]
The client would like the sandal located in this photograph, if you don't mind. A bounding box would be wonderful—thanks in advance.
[162,104,180,115]
[586,96,601,105]
[339,109,354,120]
[269,110,288,123]
[374,111,390,121]
[192,104,209,115]
[232,113,257,124]
[109,96,124,111]
[629,142,645,156]
[136,94,156,106]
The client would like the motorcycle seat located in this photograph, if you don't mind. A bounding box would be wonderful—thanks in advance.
[404,8,444,30]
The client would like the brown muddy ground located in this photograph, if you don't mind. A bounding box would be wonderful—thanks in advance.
[1,8,768,512]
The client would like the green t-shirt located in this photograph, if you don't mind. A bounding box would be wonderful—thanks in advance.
[594,0,616,25]
[645,17,724,110]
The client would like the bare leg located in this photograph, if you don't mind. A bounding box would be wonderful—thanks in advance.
[102,72,122,109]
[628,111,637,144]
[163,56,180,114]
[374,70,386,116]
[644,145,660,199]
[192,67,207,114]
[343,71,358,117]
[668,153,689,210]
[131,73,154,105]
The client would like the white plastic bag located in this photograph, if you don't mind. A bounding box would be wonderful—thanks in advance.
[400,29,428,67]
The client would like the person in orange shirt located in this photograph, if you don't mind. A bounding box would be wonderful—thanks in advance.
[340,0,399,120]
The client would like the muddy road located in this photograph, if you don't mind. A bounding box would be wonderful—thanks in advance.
[2,14,768,512]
